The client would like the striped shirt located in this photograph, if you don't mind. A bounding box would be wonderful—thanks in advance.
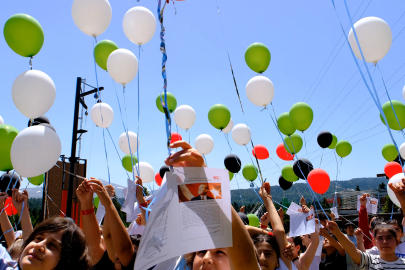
[356,251,405,269]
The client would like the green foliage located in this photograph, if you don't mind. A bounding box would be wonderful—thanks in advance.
[382,195,399,213]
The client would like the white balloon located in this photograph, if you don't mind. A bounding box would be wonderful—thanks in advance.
[246,76,275,107]
[123,6,156,45]
[348,17,392,64]
[174,105,196,130]
[107,49,138,85]
[388,173,403,207]
[12,70,56,119]
[195,134,214,155]
[72,0,112,37]
[0,116,3,125]
[119,131,140,155]
[90,103,114,128]
[232,124,251,146]
[11,126,61,178]
[400,142,405,159]
[134,162,154,183]
[222,118,233,134]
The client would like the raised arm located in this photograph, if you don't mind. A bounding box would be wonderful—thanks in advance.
[0,193,14,247]
[327,221,361,265]
[102,184,116,262]
[88,178,135,268]
[259,183,291,269]
[358,193,373,249]
[319,227,345,256]
[298,220,320,270]
[12,189,33,240]
[278,207,284,224]
[355,228,366,252]
[76,180,105,265]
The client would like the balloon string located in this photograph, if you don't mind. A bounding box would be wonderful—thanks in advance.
[111,80,136,181]
[319,148,324,168]
[188,129,191,144]
[29,56,33,70]
[270,102,278,119]
[333,151,339,206]
[203,155,208,166]
[106,128,130,179]
[224,133,233,153]
[303,131,308,157]
[269,156,280,170]
[235,176,245,208]
[376,64,405,140]
[136,45,141,178]
[331,0,405,174]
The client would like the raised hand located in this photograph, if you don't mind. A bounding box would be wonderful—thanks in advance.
[260,212,270,227]
[330,212,336,221]
[299,196,306,206]
[87,177,112,208]
[359,193,370,207]
[11,189,28,214]
[389,178,405,205]
[354,228,363,241]
[105,184,115,198]
[239,206,245,213]
[164,141,206,168]
[259,182,271,200]
[135,213,146,226]
[319,227,329,238]
[76,180,94,208]
[278,207,284,217]
[326,221,341,236]
[282,243,295,260]
[0,192,8,209]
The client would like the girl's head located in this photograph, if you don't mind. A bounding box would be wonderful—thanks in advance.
[373,224,399,255]
[185,248,230,270]
[253,234,280,270]
[301,234,311,248]
[385,220,404,241]
[20,217,90,270]
[287,236,302,258]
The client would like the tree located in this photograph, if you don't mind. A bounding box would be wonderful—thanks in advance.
[378,182,386,191]
[355,185,361,191]
[382,195,399,213]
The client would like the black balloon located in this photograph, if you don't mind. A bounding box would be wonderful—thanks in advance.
[317,131,333,148]
[293,158,313,179]
[279,176,292,191]
[0,172,21,196]
[224,154,241,173]
[39,123,56,132]
[159,165,170,179]
[394,155,405,165]
[28,116,50,127]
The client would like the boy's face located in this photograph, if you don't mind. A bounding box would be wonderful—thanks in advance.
[346,225,355,236]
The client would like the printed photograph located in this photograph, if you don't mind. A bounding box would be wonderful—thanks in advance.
[178,183,222,203]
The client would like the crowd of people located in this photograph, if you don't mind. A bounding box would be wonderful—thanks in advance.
[0,140,404,270]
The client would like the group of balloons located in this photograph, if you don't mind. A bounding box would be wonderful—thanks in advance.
[317,131,352,158]
[2,14,62,181]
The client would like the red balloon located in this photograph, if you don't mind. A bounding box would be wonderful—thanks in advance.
[155,172,163,186]
[5,197,17,216]
[170,132,182,144]
[252,145,269,160]
[276,143,294,161]
[308,169,330,194]
[384,162,403,178]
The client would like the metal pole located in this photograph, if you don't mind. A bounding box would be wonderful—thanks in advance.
[66,77,82,218]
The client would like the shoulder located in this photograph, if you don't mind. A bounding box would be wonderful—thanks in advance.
[366,246,379,255]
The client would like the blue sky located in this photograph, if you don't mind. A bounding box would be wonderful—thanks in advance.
[1,0,405,193]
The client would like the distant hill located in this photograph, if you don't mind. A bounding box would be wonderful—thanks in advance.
[231,177,388,206]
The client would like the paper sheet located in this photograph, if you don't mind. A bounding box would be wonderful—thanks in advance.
[128,221,145,235]
[122,179,138,222]
[356,195,378,214]
[316,236,324,256]
[134,167,232,270]
[288,208,315,237]
[95,204,105,226]
[330,206,339,219]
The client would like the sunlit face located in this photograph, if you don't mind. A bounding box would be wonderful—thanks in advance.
[287,237,300,258]
[198,185,209,196]
[301,234,311,247]
[323,238,335,250]
[193,249,230,270]
[255,242,279,270]
[346,225,355,236]
[114,254,122,270]
[20,231,63,270]
[390,224,404,241]
[375,229,398,255]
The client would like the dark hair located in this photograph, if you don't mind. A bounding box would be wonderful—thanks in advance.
[292,236,303,255]
[386,219,404,233]
[130,234,142,249]
[317,212,330,221]
[371,218,383,231]
[373,224,397,239]
[22,217,91,270]
[184,252,196,269]
[237,212,249,226]
[8,239,23,260]
[253,234,281,259]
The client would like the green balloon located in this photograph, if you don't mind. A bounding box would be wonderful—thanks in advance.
[282,165,298,182]
[28,174,45,186]
[122,155,138,172]
[289,102,314,131]
[208,104,231,130]
[242,164,258,182]
[94,196,99,208]
[229,171,234,181]
[382,143,398,161]
[245,43,271,73]
[335,140,352,158]
[0,125,19,172]
[284,133,303,154]
[156,92,177,113]
[247,213,260,227]
[94,40,119,71]
[4,14,44,57]
[379,100,405,131]
[277,112,296,136]
[328,134,338,149]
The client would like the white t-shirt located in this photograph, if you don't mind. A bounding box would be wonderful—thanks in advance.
[356,251,405,269]
[0,245,17,270]
[366,242,405,259]
[309,256,321,270]
[278,258,298,270]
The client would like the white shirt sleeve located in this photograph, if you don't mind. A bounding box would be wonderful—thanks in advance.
[355,251,372,270]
